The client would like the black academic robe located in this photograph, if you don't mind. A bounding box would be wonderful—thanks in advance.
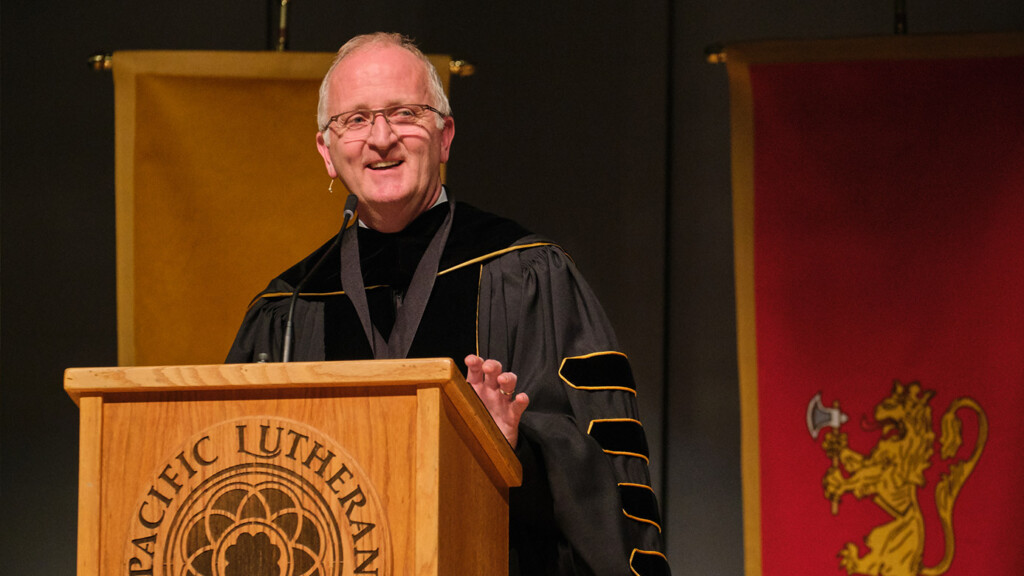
[227,200,670,576]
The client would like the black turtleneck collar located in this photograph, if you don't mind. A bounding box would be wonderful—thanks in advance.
[357,200,449,290]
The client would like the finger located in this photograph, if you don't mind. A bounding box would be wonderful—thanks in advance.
[497,372,517,397]
[511,391,529,414]
[465,354,484,384]
[482,358,502,375]
[482,359,503,388]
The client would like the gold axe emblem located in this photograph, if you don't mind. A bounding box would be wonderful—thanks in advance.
[806,392,849,514]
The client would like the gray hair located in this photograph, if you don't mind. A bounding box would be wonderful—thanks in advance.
[317,32,450,133]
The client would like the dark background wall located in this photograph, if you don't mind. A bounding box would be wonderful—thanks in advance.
[2,1,1020,574]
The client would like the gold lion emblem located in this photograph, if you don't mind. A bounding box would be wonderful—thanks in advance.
[811,381,986,576]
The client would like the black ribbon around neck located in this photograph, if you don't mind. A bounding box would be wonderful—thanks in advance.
[340,199,455,359]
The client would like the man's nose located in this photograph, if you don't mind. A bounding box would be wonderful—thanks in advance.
[365,113,398,148]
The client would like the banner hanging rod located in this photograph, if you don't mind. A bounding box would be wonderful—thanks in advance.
[86,51,476,77]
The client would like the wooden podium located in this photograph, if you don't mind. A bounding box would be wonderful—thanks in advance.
[65,358,522,576]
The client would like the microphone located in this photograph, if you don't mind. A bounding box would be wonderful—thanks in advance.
[281,193,358,362]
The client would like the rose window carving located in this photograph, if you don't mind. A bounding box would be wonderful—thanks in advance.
[169,467,342,576]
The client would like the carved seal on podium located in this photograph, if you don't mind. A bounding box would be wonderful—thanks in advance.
[124,417,392,576]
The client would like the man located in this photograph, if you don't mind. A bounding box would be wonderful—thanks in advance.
[228,32,669,576]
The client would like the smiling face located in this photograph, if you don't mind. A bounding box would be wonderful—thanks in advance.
[315,43,454,233]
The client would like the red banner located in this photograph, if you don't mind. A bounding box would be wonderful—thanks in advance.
[729,35,1024,576]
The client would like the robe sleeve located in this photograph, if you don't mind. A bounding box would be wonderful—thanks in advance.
[478,244,670,576]
[225,295,325,363]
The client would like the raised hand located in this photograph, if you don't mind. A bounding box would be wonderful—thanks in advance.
[464,355,530,448]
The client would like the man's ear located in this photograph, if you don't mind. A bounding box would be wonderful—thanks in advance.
[315,131,339,178]
[439,116,455,164]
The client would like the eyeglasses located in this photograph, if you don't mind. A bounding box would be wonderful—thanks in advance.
[321,104,447,140]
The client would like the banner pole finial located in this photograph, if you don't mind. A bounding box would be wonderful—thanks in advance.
[276,0,290,51]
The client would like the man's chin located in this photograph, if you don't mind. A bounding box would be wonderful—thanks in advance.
[357,188,416,207]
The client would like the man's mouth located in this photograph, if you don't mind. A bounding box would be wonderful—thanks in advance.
[368,160,402,170]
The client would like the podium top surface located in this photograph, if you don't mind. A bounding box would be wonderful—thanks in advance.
[64,358,521,486]
[64,358,457,400]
